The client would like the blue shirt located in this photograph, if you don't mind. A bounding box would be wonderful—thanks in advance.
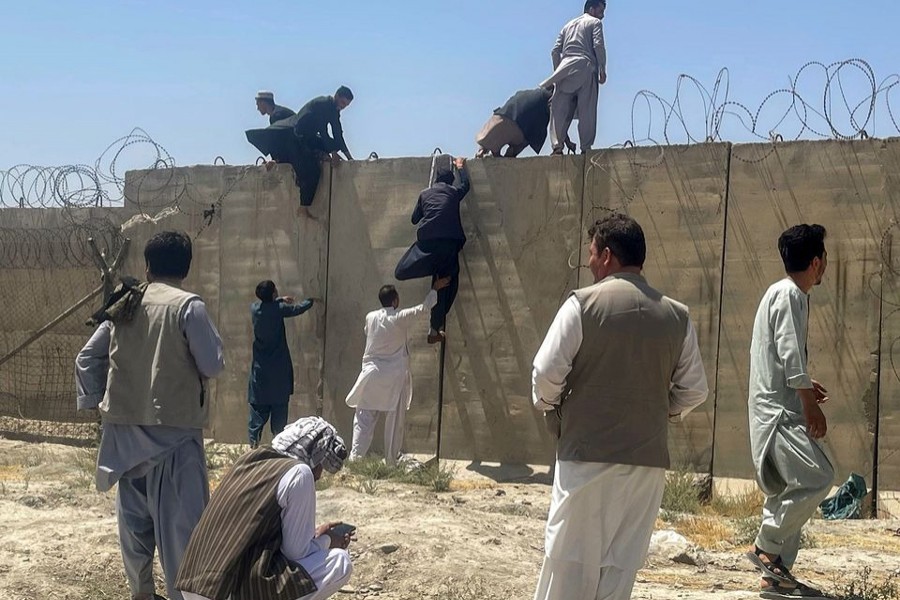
[248,298,314,405]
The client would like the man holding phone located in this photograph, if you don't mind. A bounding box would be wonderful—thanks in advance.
[176,417,355,600]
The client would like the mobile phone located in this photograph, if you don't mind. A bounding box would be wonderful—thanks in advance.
[330,523,356,537]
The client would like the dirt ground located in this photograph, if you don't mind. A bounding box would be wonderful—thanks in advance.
[1,439,899,600]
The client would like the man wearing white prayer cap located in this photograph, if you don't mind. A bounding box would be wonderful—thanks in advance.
[255,90,296,125]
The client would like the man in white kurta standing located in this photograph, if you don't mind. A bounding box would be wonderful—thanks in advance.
[745,224,833,600]
[345,277,450,465]
[541,0,607,155]
[532,213,708,600]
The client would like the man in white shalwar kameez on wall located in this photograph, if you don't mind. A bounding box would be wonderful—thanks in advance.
[531,213,708,600]
[345,278,450,465]
[745,224,833,600]
[541,0,607,155]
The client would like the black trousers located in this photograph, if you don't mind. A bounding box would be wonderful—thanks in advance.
[395,238,463,332]
[294,134,340,206]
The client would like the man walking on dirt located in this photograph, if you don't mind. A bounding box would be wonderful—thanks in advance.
[76,231,225,600]
[745,224,833,600]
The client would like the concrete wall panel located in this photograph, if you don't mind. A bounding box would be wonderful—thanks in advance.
[441,156,583,463]
[876,139,900,507]
[715,140,884,484]
[322,158,442,455]
[582,144,729,471]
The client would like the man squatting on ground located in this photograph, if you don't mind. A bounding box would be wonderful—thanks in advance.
[176,417,353,600]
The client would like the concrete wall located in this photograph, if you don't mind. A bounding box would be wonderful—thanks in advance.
[4,139,900,502]
[120,164,330,443]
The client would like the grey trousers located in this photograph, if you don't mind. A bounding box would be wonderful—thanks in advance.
[754,423,834,568]
[117,440,209,600]
[549,77,599,152]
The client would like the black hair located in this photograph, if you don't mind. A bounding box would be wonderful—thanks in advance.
[378,284,399,307]
[588,213,646,268]
[256,280,277,303]
[335,85,354,101]
[144,231,192,279]
[778,224,827,273]
[585,0,606,12]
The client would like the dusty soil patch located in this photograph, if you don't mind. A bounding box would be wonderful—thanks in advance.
[1,439,898,600]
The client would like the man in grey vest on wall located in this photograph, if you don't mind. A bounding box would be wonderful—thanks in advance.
[531,213,708,600]
[76,231,225,600]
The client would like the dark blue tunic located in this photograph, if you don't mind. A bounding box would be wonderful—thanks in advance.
[247,299,313,406]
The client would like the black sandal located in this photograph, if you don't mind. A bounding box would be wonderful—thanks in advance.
[745,547,797,584]
[760,578,829,599]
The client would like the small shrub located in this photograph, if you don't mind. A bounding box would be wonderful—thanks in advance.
[344,457,404,481]
[402,461,456,492]
[708,488,764,518]
[661,470,702,514]
[835,566,899,600]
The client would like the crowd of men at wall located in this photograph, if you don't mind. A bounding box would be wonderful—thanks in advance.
[71,2,840,599]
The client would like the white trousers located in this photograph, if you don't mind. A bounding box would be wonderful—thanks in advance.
[533,461,666,600]
[349,407,406,466]
[549,77,599,152]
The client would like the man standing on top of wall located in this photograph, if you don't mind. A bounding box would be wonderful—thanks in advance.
[542,0,607,155]
[75,230,225,600]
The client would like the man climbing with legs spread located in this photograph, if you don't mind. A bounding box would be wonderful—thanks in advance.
[746,224,834,600]
[542,0,607,155]
[394,157,470,344]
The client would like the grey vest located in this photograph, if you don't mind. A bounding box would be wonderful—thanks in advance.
[554,273,688,469]
[100,282,208,428]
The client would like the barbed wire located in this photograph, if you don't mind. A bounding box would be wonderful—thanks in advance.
[0,128,174,212]
[625,58,898,150]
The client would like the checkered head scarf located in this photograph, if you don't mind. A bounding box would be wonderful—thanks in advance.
[272,417,348,474]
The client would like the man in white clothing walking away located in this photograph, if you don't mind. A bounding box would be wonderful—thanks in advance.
[532,213,708,600]
[345,277,450,466]
[541,0,607,155]
[745,224,832,600]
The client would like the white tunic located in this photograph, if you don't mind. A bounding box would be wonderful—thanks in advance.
[344,290,437,412]
[748,278,831,491]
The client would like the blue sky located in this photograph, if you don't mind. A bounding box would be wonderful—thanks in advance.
[2,0,899,173]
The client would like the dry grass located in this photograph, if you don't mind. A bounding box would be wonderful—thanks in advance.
[707,488,765,518]
[671,515,734,549]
